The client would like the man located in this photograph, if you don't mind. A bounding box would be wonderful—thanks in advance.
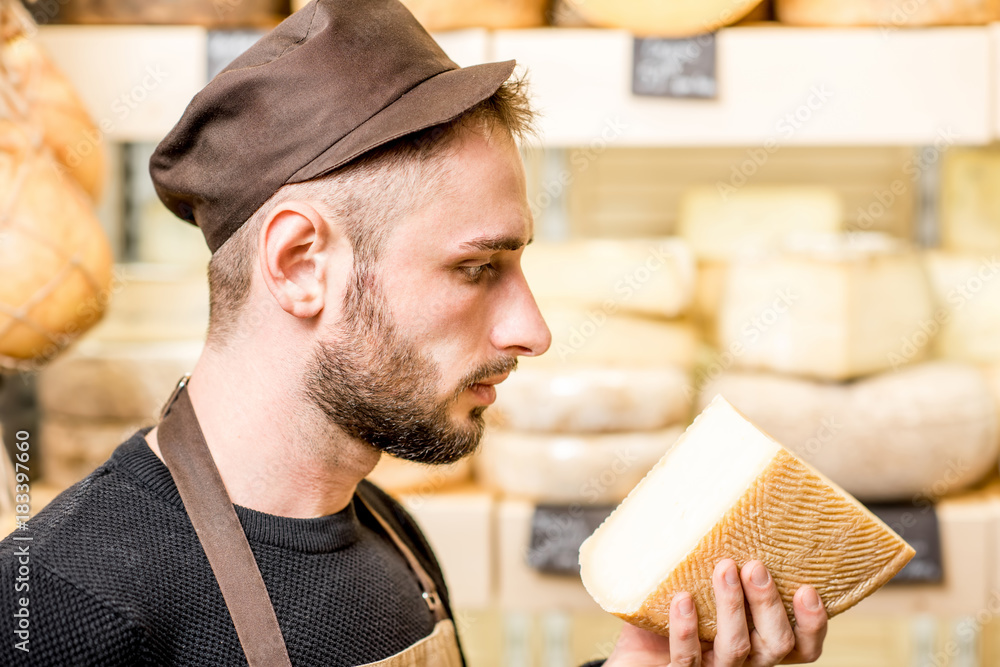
[0,0,828,664]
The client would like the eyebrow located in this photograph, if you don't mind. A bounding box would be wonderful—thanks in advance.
[458,234,534,253]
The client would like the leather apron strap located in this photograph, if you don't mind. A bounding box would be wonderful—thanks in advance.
[156,375,450,666]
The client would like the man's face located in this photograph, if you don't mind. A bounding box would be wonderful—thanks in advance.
[304,127,551,464]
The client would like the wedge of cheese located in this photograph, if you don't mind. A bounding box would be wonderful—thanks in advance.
[677,186,844,262]
[925,251,1000,363]
[475,426,684,505]
[697,363,999,502]
[491,365,691,433]
[520,238,695,319]
[718,233,934,380]
[579,396,915,642]
[940,147,1000,253]
[535,302,698,370]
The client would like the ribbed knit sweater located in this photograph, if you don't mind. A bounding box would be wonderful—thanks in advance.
[0,426,460,666]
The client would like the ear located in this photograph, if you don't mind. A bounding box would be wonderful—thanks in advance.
[258,201,332,319]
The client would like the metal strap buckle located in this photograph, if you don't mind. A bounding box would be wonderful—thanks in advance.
[159,373,192,420]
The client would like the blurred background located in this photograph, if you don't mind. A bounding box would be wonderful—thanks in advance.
[1,0,999,664]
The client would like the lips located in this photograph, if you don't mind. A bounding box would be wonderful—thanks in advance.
[467,371,510,404]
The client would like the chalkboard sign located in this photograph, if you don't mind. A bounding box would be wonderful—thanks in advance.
[527,501,941,584]
[632,34,717,99]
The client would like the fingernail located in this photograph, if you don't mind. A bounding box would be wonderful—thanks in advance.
[678,595,694,616]
[725,564,739,587]
[751,562,769,586]
[804,587,822,611]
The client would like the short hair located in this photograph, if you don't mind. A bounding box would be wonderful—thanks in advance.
[205,73,534,347]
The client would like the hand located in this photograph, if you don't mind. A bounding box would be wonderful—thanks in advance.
[604,559,828,666]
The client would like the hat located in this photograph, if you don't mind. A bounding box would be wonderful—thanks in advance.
[149,0,516,253]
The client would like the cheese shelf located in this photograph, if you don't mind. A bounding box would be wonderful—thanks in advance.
[36,24,998,146]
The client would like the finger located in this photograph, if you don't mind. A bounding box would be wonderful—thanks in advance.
[669,592,702,667]
[740,561,796,666]
[780,586,828,664]
[711,559,751,666]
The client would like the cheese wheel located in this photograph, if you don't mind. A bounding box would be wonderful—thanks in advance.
[0,121,113,367]
[398,0,547,30]
[717,233,934,380]
[475,426,684,504]
[37,339,203,420]
[535,302,698,370]
[678,186,844,262]
[40,416,150,488]
[776,0,1000,26]
[574,0,764,37]
[925,251,1000,363]
[521,238,695,319]
[367,455,472,496]
[579,396,915,641]
[491,365,692,433]
[696,363,999,501]
[940,147,1000,254]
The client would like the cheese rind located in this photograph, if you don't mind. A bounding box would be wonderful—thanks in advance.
[475,427,684,504]
[678,186,844,262]
[697,363,1000,501]
[491,365,692,433]
[579,396,915,641]
[521,238,695,319]
[575,0,764,37]
[777,0,1000,26]
[717,233,934,380]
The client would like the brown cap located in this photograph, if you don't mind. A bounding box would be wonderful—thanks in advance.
[149,0,516,253]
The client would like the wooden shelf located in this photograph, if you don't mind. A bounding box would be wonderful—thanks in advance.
[34,24,998,146]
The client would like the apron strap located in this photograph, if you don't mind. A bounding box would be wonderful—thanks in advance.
[158,375,294,667]
[156,374,452,664]
[355,494,449,624]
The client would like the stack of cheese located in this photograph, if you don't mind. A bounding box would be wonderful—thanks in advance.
[696,229,1000,502]
[475,238,697,504]
[679,186,845,346]
[36,263,208,488]
[932,146,1000,421]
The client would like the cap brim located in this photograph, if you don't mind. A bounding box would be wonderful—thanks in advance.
[289,59,517,183]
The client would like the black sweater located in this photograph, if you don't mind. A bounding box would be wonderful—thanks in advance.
[0,427,461,666]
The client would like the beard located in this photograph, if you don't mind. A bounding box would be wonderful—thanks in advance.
[303,269,516,465]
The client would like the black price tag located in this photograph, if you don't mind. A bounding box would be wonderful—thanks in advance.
[526,500,942,585]
[864,502,943,584]
[632,34,717,99]
[528,504,615,575]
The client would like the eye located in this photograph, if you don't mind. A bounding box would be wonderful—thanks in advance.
[461,262,500,283]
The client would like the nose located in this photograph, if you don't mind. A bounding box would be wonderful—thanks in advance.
[491,270,551,358]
